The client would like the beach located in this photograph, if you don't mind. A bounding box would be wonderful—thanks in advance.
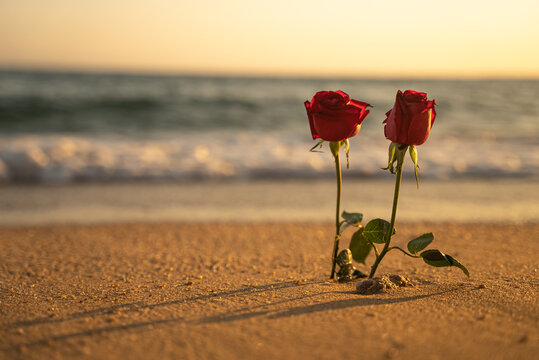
[1,221,537,360]
[1,180,538,360]
[2,0,539,354]
[0,72,538,359]
[0,179,538,225]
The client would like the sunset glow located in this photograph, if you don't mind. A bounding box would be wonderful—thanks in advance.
[1,0,538,77]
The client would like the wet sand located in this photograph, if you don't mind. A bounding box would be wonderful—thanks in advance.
[1,222,537,360]
[0,179,537,225]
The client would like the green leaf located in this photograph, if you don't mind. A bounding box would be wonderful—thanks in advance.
[420,249,451,267]
[446,254,470,277]
[420,249,470,277]
[341,211,363,226]
[407,233,434,254]
[363,218,391,244]
[349,228,371,264]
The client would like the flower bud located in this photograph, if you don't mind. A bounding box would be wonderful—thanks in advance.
[305,90,371,142]
[383,90,437,146]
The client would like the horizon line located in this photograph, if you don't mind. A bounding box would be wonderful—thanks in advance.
[1,65,539,81]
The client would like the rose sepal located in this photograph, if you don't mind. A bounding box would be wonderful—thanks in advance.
[309,139,325,152]
[382,142,397,173]
[329,141,341,158]
[382,142,407,174]
[344,139,350,168]
[328,140,351,166]
[409,145,420,188]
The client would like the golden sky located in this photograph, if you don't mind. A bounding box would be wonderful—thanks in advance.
[1,0,538,77]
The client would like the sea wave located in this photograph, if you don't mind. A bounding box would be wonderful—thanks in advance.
[2,72,538,140]
[0,133,536,184]
[1,73,538,183]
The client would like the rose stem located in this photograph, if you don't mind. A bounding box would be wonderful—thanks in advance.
[368,149,405,278]
[330,148,342,279]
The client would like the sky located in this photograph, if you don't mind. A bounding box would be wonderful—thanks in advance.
[1,0,538,78]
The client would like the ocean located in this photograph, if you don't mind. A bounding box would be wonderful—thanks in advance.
[0,70,537,184]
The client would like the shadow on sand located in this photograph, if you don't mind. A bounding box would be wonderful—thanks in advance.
[198,289,456,323]
[4,280,311,330]
[3,281,466,350]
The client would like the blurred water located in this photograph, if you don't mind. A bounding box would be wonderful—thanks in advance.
[0,70,537,183]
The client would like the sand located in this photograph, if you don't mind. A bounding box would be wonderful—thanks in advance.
[1,222,537,360]
[0,179,538,225]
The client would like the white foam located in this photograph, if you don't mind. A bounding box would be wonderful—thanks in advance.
[0,132,536,183]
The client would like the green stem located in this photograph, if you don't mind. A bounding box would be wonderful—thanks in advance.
[389,246,421,258]
[369,152,404,278]
[330,150,342,279]
[366,238,380,258]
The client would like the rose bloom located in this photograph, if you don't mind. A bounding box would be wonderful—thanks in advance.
[304,90,371,142]
[384,90,437,146]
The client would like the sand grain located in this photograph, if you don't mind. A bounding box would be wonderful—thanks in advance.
[1,222,537,359]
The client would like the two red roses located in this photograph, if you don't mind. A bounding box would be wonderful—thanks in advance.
[304,89,437,145]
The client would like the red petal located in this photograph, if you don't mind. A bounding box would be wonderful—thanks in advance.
[428,99,437,125]
[395,91,411,144]
[348,99,371,109]
[334,90,350,103]
[403,90,427,102]
[383,107,398,142]
[406,108,432,145]
[304,100,319,140]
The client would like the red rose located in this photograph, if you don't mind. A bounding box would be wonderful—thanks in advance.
[305,90,371,142]
[383,90,437,146]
